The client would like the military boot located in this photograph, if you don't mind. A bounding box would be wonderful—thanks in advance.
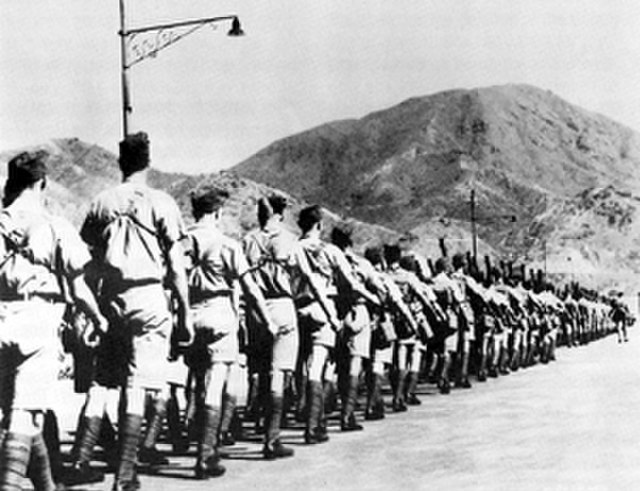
[112,414,143,491]
[139,397,169,466]
[65,416,105,485]
[305,381,329,444]
[194,406,226,479]
[218,393,237,446]
[341,376,363,431]
[263,393,294,459]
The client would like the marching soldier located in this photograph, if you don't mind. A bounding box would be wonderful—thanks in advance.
[330,224,382,431]
[184,187,277,477]
[610,293,629,343]
[0,150,107,491]
[242,195,298,458]
[291,206,373,442]
[80,132,192,491]
[431,257,460,394]
[450,253,476,388]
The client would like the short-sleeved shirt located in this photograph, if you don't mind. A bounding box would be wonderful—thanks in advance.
[291,235,353,302]
[386,266,424,309]
[344,250,385,301]
[186,222,249,301]
[0,204,89,301]
[242,223,297,299]
[80,181,185,286]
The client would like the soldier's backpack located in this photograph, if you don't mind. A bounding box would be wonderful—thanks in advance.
[99,192,169,283]
[0,210,66,301]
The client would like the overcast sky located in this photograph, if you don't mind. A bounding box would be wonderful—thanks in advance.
[1,1,639,173]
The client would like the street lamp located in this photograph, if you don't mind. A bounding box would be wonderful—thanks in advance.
[118,0,244,137]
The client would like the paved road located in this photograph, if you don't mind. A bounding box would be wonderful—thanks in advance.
[55,333,639,491]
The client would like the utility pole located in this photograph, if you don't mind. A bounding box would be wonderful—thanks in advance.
[470,188,478,259]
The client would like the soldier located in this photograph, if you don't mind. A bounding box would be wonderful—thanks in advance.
[0,150,107,491]
[80,132,192,491]
[291,206,370,443]
[330,224,382,431]
[384,245,436,406]
[185,187,277,477]
[242,195,298,458]
[610,294,629,343]
[431,256,461,394]
[362,247,417,419]
[450,253,476,388]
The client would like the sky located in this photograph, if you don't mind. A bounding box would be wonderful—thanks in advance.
[1,1,640,174]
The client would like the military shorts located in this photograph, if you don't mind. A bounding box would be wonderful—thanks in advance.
[191,296,240,365]
[342,304,372,359]
[268,298,299,371]
[97,283,172,390]
[297,300,337,349]
[0,299,65,412]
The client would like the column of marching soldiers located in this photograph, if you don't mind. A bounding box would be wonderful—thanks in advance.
[0,133,633,491]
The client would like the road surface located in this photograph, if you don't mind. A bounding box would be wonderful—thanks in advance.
[52,333,639,491]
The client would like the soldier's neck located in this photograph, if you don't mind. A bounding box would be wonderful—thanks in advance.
[122,169,148,185]
[197,213,220,227]
[8,188,44,212]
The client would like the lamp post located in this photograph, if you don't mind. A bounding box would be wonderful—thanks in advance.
[118,1,244,137]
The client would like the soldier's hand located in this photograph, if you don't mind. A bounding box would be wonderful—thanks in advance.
[266,321,279,337]
[329,315,343,334]
[82,326,100,349]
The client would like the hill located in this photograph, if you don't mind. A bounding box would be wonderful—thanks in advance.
[233,84,640,291]
[0,138,407,254]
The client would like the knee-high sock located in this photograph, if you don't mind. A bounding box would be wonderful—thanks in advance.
[0,432,32,491]
[74,416,102,465]
[198,406,221,463]
[142,397,167,450]
[341,376,360,422]
[218,393,237,436]
[27,432,55,491]
[306,381,323,432]
[265,393,285,446]
[116,414,142,484]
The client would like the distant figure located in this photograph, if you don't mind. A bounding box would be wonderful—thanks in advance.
[611,293,629,343]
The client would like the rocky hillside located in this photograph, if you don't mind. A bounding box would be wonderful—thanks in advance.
[0,138,407,254]
[233,84,640,291]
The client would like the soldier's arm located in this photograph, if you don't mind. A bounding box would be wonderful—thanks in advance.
[409,279,441,319]
[332,250,379,306]
[238,273,278,336]
[71,274,108,339]
[295,247,341,331]
[386,279,418,332]
[165,241,192,343]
